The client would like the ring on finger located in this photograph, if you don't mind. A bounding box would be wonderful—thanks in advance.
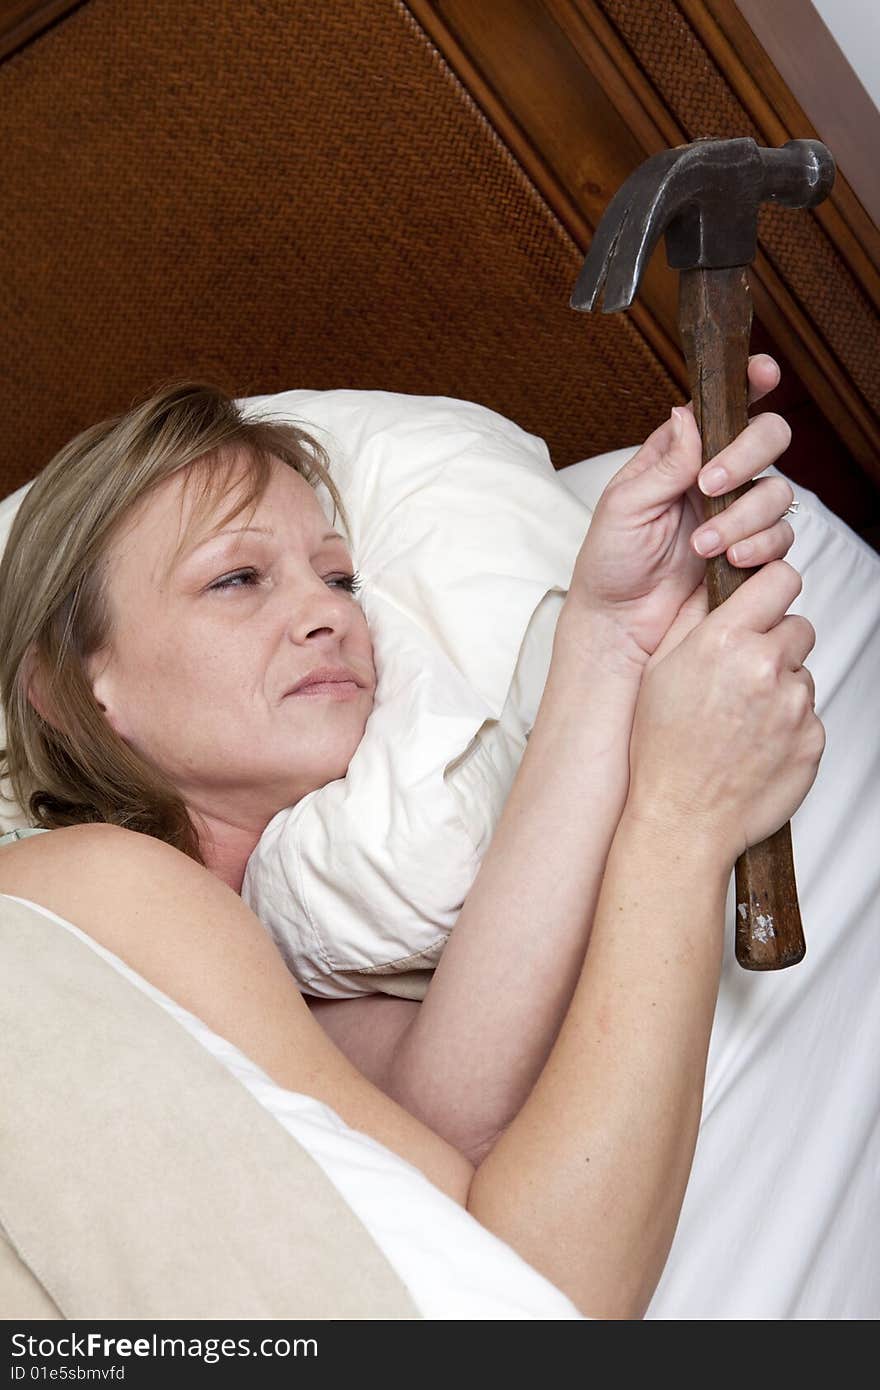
[783,498,800,518]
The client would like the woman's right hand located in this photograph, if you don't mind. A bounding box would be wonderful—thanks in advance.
[626,559,825,869]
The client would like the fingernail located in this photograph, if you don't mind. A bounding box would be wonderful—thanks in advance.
[759,354,781,382]
[730,540,753,562]
[693,528,721,556]
[699,465,728,495]
[670,406,683,440]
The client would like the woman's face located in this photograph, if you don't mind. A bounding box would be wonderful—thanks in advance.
[86,453,376,833]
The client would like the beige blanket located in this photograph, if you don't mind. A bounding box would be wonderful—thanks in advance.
[0,895,420,1319]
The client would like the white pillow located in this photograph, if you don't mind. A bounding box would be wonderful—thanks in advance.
[236,391,593,998]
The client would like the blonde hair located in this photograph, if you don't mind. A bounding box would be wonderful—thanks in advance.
[0,383,349,864]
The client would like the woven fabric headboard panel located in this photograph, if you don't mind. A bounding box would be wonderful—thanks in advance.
[0,0,681,498]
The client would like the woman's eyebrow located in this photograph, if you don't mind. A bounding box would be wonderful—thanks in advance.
[166,526,347,582]
[189,523,273,553]
[181,525,344,560]
[165,525,271,580]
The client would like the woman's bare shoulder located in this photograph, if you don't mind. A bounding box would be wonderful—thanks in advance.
[0,821,472,1201]
[0,822,269,999]
[0,823,143,890]
[0,823,194,907]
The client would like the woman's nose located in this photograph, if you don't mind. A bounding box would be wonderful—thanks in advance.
[286,575,354,644]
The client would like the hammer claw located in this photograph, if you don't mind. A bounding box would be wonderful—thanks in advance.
[571,148,683,312]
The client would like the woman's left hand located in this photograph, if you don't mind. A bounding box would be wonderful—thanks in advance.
[568,354,797,665]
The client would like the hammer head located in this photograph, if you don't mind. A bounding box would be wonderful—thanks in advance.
[571,137,835,313]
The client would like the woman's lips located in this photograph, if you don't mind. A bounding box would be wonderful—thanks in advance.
[285,665,361,698]
[286,680,362,700]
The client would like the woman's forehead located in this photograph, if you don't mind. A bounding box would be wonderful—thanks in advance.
[187,458,336,547]
[132,454,326,545]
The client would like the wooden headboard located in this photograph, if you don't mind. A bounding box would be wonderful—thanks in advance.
[2,0,878,548]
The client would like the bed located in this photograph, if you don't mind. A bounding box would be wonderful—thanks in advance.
[1,0,879,1321]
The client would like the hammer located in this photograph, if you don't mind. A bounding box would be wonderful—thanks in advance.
[571,136,835,970]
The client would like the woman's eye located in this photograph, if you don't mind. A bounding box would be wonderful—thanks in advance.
[207,568,362,594]
[208,568,260,592]
[328,570,362,595]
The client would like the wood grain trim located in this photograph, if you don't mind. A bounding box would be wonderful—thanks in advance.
[681,0,880,303]
[545,0,678,149]
[732,0,880,235]
[405,0,581,241]
[404,0,688,387]
[749,256,880,485]
[0,0,84,64]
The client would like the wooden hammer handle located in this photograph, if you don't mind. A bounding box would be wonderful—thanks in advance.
[678,266,805,970]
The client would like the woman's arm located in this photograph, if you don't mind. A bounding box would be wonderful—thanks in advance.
[381,599,644,1160]
[467,804,728,1317]
[471,557,823,1317]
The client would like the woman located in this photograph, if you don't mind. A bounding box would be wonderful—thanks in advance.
[0,357,822,1317]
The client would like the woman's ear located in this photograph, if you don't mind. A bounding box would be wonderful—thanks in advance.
[83,649,114,719]
[21,647,68,731]
[82,648,136,742]
[23,645,115,736]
